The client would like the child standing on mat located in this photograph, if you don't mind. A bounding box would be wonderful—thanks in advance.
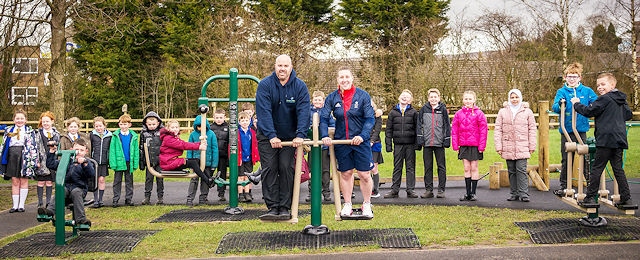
[89,116,112,208]
[211,108,230,201]
[572,73,634,207]
[1,109,48,213]
[109,114,139,207]
[494,89,537,203]
[384,89,419,199]
[452,90,487,201]
[416,88,451,199]
[36,111,61,208]
[236,112,259,202]
[186,115,219,206]
[160,120,215,188]
[139,111,164,205]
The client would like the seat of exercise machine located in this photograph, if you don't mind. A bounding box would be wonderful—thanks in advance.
[340,208,373,220]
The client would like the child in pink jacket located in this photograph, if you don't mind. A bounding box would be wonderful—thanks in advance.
[495,89,536,202]
[451,90,488,201]
[160,120,214,188]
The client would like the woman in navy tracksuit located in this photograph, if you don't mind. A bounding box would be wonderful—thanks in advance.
[320,68,375,218]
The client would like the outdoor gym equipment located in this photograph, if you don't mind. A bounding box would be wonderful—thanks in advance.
[36,151,98,246]
[198,69,257,215]
[557,100,605,226]
[144,105,212,179]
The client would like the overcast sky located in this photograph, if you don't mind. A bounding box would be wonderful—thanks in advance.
[439,0,601,54]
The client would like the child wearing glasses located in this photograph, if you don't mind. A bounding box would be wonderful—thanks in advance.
[551,62,597,196]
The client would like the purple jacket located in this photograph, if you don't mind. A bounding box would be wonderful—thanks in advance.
[451,106,488,152]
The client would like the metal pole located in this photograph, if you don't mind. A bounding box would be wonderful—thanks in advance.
[228,68,239,208]
[310,113,322,226]
[55,150,75,246]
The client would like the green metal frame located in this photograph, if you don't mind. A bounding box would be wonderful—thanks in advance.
[199,68,259,210]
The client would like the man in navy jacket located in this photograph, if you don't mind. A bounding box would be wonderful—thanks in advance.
[256,54,310,220]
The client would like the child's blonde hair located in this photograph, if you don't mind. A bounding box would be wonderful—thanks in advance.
[238,111,250,120]
[242,103,254,111]
[597,72,617,85]
[564,62,583,77]
[166,119,180,128]
[38,111,55,128]
[93,116,107,127]
[312,90,325,99]
[463,90,477,101]
[13,108,27,120]
[118,114,131,124]
[66,117,81,128]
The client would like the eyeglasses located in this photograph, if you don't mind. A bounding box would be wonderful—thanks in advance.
[565,75,580,79]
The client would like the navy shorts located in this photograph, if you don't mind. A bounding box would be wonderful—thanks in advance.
[335,142,374,172]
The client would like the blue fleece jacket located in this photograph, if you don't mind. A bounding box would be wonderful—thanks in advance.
[320,88,375,142]
[187,115,219,168]
[552,83,597,133]
[256,69,310,140]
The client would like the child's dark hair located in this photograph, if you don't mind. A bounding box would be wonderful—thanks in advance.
[74,138,87,147]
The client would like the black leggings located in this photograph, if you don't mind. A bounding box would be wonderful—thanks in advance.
[177,159,211,185]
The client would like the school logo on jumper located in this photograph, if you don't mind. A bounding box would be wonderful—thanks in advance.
[335,103,342,108]
[354,101,359,109]
[286,97,296,103]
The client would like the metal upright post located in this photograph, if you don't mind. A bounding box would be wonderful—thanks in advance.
[55,150,75,246]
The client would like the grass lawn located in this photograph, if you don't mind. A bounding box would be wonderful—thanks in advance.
[0,203,596,258]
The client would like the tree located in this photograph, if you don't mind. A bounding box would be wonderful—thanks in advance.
[592,23,622,53]
[518,0,586,70]
[606,0,640,109]
[333,0,449,108]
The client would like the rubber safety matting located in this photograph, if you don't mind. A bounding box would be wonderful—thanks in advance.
[515,217,640,244]
[215,228,420,254]
[0,230,158,258]
[151,208,310,222]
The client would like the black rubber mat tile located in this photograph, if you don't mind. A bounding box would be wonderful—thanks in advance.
[515,217,640,244]
[0,230,157,258]
[151,208,310,222]
[215,228,420,254]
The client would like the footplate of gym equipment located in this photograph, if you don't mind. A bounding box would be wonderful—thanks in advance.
[340,208,373,220]
[215,228,420,254]
[515,218,640,244]
[0,230,158,258]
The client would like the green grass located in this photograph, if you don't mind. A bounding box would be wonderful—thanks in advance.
[0,203,605,258]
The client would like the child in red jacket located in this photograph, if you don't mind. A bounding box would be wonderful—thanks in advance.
[159,120,214,188]
[451,90,488,202]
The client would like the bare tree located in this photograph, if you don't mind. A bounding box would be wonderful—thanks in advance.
[518,0,585,69]
[606,0,640,109]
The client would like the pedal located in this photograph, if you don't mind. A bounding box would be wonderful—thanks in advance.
[36,214,53,222]
[76,224,91,231]
[616,203,638,210]
[578,201,600,208]
[340,208,373,220]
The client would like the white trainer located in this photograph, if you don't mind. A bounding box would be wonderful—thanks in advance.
[340,202,353,217]
[362,202,373,218]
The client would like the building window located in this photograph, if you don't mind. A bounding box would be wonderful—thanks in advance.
[11,86,38,105]
[12,58,38,74]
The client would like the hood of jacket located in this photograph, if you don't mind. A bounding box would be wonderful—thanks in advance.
[159,127,177,141]
[609,89,628,105]
[142,111,164,132]
[192,115,211,132]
